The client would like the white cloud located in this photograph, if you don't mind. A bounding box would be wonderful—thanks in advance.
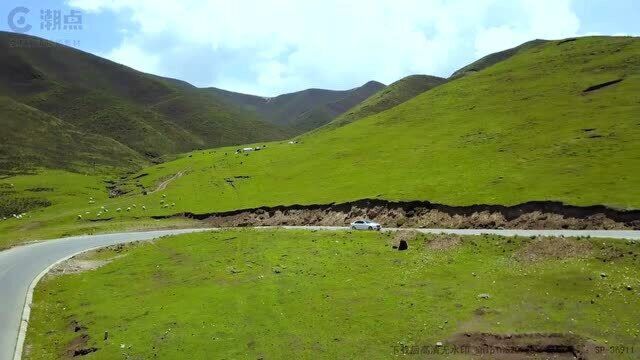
[473,0,580,58]
[100,39,161,75]
[67,0,583,95]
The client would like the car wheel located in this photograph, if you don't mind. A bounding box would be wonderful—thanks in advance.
[368,226,373,230]
[351,226,356,230]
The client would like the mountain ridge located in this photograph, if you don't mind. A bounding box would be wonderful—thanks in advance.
[205,80,386,133]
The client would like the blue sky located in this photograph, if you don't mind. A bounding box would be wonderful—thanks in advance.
[1,0,638,96]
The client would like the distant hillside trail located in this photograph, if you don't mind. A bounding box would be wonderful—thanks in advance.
[151,171,184,193]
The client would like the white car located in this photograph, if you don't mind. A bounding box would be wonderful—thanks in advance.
[350,220,381,231]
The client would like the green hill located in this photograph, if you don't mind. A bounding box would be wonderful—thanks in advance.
[328,75,447,128]
[206,81,385,133]
[1,36,638,245]
[0,32,289,172]
[449,39,548,79]
[0,96,145,173]
[111,36,640,211]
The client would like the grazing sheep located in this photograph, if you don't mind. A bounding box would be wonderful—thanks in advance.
[116,208,122,212]
[88,200,96,204]
[142,206,146,210]
[97,212,102,217]
[126,207,131,211]
[85,211,90,214]
[77,215,83,220]
[162,194,167,198]
[171,203,175,207]
[132,204,137,208]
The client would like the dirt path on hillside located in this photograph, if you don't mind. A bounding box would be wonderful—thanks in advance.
[151,171,184,193]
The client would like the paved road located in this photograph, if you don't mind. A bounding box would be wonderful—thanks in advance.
[280,226,640,240]
[0,228,213,360]
[2,227,640,359]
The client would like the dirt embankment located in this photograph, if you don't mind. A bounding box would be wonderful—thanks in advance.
[448,332,604,359]
[154,199,640,230]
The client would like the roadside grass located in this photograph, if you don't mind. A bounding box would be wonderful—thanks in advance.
[25,229,640,359]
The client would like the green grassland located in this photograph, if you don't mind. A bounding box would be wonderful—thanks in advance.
[92,36,640,213]
[0,170,202,249]
[0,36,639,247]
[448,39,548,79]
[24,229,640,359]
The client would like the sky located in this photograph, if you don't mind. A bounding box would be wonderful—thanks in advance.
[1,0,638,96]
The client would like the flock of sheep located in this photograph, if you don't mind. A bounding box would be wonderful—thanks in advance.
[77,194,175,220]
[0,187,177,223]
[2,213,26,221]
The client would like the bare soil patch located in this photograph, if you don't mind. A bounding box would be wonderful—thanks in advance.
[448,332,604,359]
[390,230,420,248]
[49,244,131,275]
[426,234,463,250]
[49,258,114,275]
[64,321,98,358]
[514,237,593,262]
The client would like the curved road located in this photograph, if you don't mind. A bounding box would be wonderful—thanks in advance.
[2,227,640,359]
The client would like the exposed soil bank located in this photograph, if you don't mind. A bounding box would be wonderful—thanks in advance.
[448,332,603,359]
[153,199,640,230]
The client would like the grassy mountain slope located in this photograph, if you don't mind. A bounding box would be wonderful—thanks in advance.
[449,39,548,79]
[0,96,144,173]
[329,75,447,128]
[113,36,640,212]
[206,81,385,133]
[1,36,638,244]
[0,32,288,170]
